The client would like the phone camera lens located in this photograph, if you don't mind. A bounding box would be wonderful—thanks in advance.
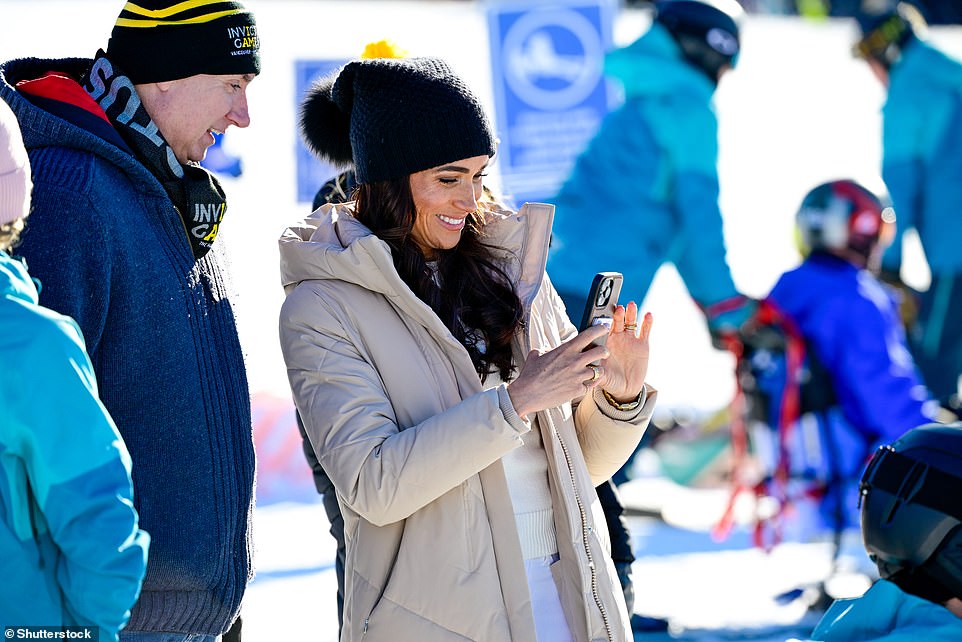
[596,279,612,307]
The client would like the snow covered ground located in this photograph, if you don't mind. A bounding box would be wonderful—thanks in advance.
[5,1,962,640]
[241,498,843,642]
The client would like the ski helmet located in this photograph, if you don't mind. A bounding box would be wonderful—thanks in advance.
[654,0,744,83]
[795,179,893,261]
[859,423,962,603]
[853,2,926,69]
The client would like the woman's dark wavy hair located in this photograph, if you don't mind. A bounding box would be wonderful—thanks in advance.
[354,178,523,382]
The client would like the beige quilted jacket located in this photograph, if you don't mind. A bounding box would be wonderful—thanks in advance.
[279,201,656,641]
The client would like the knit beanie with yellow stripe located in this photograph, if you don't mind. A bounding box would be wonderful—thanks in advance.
[105,0,260,84]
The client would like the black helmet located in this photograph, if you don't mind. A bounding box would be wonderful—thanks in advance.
[853,2,927,69]
[795,179,894,262]
[654,0,743,83]
[859,423,962,604]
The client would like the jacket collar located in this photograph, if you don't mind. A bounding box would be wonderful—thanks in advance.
[0,57,165,200]
[278,200,555,316]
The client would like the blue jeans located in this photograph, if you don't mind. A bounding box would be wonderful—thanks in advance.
[119,633,218,642]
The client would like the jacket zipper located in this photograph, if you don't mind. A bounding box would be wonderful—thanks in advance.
[553,426,613,642]
[362,570,390,637]
[516,257,613,640]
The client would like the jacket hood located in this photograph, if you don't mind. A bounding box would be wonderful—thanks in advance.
[0,57,166,200]
[279,201,555,311]
[0,251,37,306]
[279,202,402,297]
[604,23,716,99]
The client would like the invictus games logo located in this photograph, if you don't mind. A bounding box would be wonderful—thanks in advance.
[193,202,226,242]
[227,24,258,55]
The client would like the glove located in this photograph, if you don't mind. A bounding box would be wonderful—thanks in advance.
[614,561,635,615]
[704,295,758,352]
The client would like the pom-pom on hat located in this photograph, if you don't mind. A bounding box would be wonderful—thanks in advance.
[0,100,32,227]
[106,0,260,84]
[300,57,496,185]
[360,39,409,60]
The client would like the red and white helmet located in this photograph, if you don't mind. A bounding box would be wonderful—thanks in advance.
[795,179,895,261]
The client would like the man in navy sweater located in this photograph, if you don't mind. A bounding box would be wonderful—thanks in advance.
[0,2,260,640]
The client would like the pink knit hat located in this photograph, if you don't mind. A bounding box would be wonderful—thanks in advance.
[0,99,31,226]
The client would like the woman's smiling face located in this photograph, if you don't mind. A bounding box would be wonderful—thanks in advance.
[408,155,489,259]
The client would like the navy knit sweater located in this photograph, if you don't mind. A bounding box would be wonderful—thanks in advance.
[0,57,255,636]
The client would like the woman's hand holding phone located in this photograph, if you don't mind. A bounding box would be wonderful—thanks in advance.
[506,270,653,419]
[507,325,610,420]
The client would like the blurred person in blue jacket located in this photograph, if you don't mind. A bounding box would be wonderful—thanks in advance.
[853,3,962,412]
[0,98,148,640]
[794,423,962,641]
[764,179,938,540]
[549,0,754,350]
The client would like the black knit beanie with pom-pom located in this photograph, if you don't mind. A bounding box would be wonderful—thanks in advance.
[299,57,495,185]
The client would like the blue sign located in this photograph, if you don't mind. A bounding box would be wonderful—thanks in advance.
[487,0,615,204]
[294,59,348,205]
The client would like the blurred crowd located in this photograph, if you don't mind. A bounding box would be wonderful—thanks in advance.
[3,1,962,641]
[626,0,962,23]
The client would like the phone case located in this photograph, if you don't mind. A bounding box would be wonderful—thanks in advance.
[579,272,623,361]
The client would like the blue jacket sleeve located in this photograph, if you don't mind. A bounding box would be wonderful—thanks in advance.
[671,171,740,307]
[11,315,149,636]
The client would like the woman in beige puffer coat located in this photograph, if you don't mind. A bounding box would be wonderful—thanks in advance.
[280,57,657,642]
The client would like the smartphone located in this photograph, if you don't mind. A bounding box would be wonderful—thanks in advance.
[579,272,623,360]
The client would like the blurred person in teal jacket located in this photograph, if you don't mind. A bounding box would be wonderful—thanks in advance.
[548,0,753,350]
[854,3,962,412]
[547,3,749,625]
[793,423,962,641]
[0,98,148,639]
